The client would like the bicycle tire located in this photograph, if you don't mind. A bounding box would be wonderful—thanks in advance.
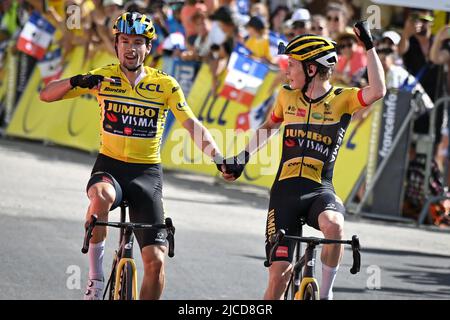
[107,257,118,300]
[118,262,134,300]
[302,281,320,300]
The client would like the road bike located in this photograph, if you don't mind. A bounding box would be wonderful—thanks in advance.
[265,218,360,300]
[81,201,175,300]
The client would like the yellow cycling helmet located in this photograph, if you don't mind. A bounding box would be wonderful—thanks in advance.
[279,34,337,68]
[112,12,156,40]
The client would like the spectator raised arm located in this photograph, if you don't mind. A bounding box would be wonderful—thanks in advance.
[430,25,450,65]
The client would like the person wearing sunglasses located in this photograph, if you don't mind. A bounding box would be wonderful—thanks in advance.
[399,9,443,158]
[311,14,329,37]
[325,2,348,40]
[332,29,367,86]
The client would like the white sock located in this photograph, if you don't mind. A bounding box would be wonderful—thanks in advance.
[320,264,339,300]
[88,241,105,281]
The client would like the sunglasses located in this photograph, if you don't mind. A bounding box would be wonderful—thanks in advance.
[327,16,339,22]
[292,21,307,29]
[311,26,324,31]
[377,47,394,55]
[338,42,353,49]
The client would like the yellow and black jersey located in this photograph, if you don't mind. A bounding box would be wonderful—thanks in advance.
[270,85,367,185]
[63,64,196,164]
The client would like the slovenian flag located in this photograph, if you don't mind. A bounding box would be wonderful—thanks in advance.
[220,51,269,107]
[38,48,63,84]
[235,93,275,131]
[17,11,55,60]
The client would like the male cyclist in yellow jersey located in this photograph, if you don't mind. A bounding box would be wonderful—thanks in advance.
[40,12,223,300]
[219,22,386,299]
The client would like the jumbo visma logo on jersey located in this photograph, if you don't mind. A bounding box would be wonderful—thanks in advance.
[103,100,159,138]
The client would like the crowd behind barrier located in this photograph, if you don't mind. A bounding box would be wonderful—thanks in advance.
[1,0,450,228]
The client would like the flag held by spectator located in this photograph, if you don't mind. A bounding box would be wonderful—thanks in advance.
[235,92,275,131]
[220,51,269,107]
[16,11,55,60]
[38,48,63,85]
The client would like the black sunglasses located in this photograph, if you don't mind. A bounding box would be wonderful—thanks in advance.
[327,15,339,22]
[338,43,353,49]
[311,26,324,31]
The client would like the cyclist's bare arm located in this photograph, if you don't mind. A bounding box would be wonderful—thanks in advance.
[40,76,114,102]
[222,117,281,181]
[39,78,73,102]
[246,117,281,156]
[182,117,223,160]
[359,48,387,106]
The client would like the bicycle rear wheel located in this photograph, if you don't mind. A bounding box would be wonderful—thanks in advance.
[302,281,320,300]
[118,262,134,300]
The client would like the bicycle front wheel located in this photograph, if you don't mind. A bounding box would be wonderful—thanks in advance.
[302,281,320,300]
[118,262,134,300]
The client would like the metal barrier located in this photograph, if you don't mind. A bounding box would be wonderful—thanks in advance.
[348,95,450,226]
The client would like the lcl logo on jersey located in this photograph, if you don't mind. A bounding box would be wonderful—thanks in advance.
[136,82,164,99]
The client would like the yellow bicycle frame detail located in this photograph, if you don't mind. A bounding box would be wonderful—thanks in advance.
[294,277,320,300]
[114,258,138,300]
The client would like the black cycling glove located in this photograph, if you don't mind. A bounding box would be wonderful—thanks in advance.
[213,154,225,172]
[70,74,105,89]
[223,150,250,179]
[354,21,374,50]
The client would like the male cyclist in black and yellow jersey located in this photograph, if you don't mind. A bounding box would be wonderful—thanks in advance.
[219,22,386,300]
[40,12,223,300]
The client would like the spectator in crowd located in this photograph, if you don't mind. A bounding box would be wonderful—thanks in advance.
[286,7,311,36]
[430,24,450,65]
[430,24,450,185]
[399,9,443,153]
[326,2,349,40]
[269,5,290,37]
[181,0,208,44]
[244,16,273,64]
[166,2,185,35]
[208,6,241,94]
[181,11,212,62]
[311,14,329,37]
[333,29,367,85]
[90,0,124,56]
[249,1,270,26]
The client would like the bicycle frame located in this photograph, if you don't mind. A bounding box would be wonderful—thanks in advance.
[265,227,360,300]
[82,203,175,300]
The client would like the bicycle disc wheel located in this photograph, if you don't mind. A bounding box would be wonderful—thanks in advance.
[302,282,320,300]
[118,262,134,300]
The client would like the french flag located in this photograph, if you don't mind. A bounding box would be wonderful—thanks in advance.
[269,31,287,61]
[38,48,63,84]
[220,51,269,107]
[235,93,275,131]
[17,11,55,60]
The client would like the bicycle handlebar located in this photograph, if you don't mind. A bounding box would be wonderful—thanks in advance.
[81,215,176,258]
[264,229,361,275]
[81,214,98,254]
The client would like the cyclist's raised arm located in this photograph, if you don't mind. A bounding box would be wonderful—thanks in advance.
[353,22,386,107]
[40,73,114,102]
[39,78,75,102]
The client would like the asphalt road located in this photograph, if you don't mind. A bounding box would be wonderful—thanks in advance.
[0,137,449,300]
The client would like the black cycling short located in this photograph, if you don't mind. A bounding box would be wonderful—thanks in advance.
[86,153,167,250]
[265,178,345,263]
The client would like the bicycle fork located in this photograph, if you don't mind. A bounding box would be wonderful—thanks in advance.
[294,243,320,300]
[113,226,138,300]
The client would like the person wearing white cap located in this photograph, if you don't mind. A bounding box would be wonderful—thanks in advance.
[285,8,311,37]
[382,30,401,47]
